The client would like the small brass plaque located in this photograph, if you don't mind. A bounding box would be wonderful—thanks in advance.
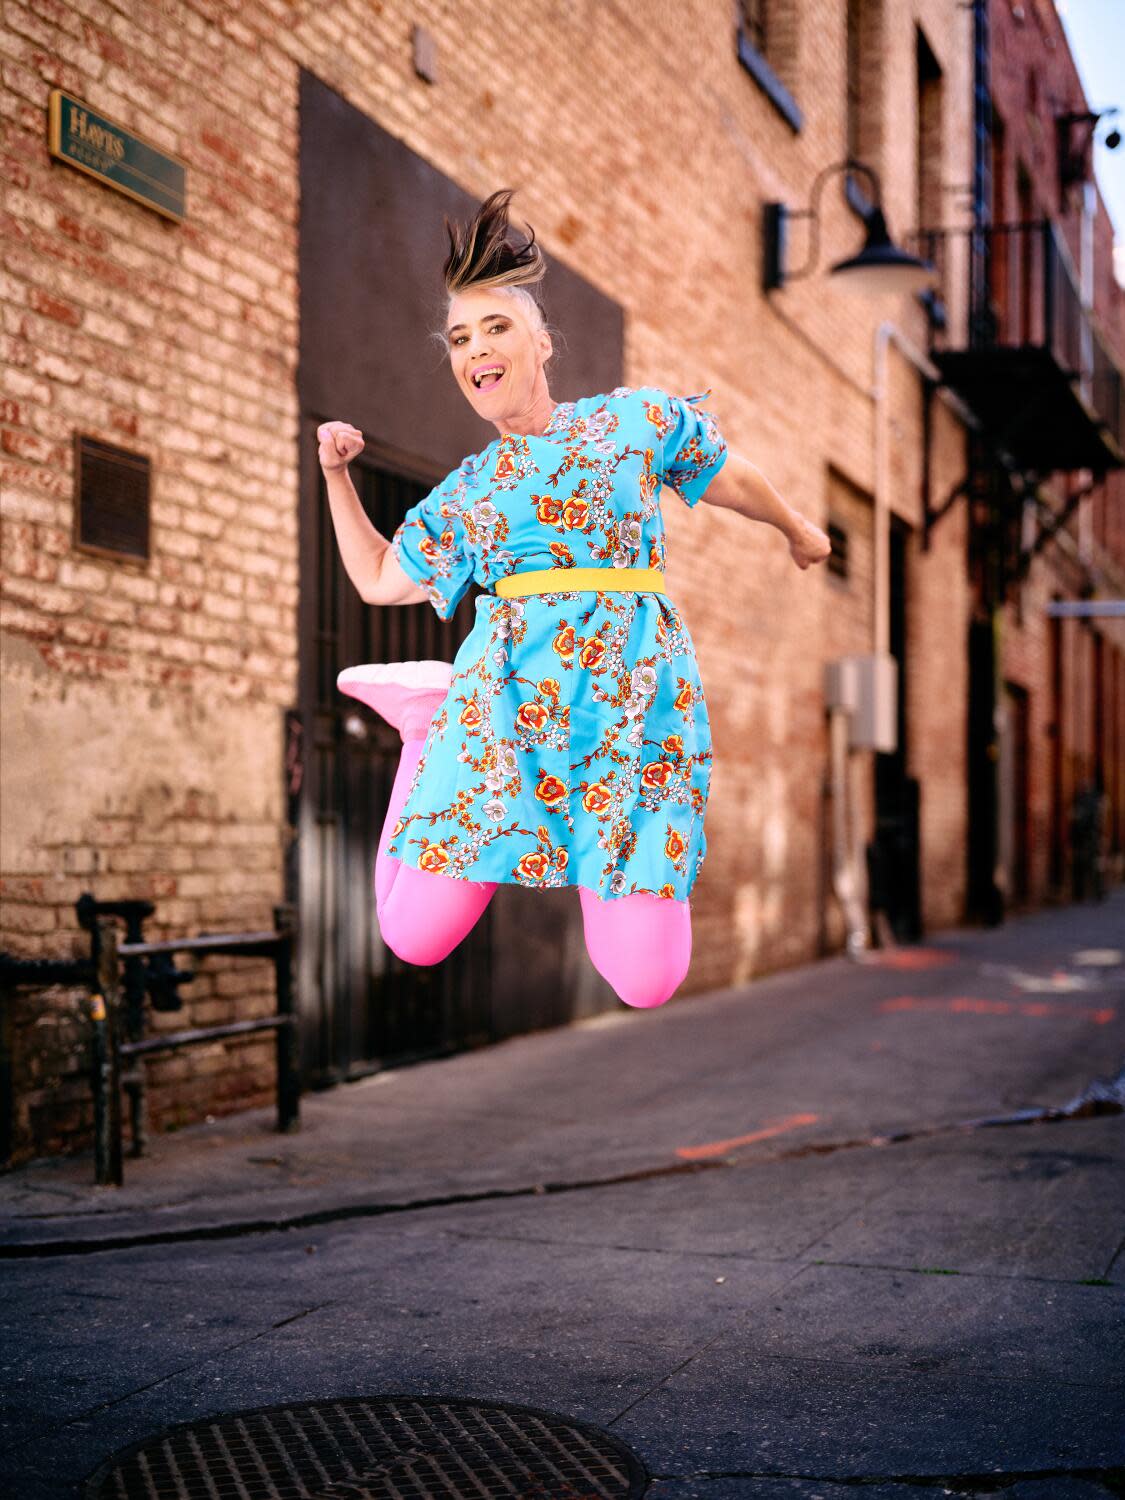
[47,88,186,222]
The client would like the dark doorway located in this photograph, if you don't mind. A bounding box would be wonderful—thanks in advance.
[967,610,1002,923]
[294,71,626,1084]
[303,453,493,1085]
[1047,602,1064,893]
[1000,680,1031,908]
[870,516,922,941]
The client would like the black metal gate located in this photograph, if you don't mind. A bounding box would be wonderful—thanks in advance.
[300,447,492,1087]
[294,77,628,1066]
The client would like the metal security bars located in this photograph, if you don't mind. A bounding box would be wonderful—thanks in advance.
[0,895,300,1184]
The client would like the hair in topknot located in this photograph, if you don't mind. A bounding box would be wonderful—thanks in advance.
[443,188,546,302]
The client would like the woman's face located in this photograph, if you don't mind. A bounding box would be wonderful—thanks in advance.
[446,287,552,427]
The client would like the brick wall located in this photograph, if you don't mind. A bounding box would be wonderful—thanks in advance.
[4,0,1110,1163]
[2,0,299,1161]
[988,0,1125,901]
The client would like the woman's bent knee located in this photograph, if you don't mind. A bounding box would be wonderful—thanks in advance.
[377,862,496,965]
[613,975,681,1009]
[612,935,692,1007]
[578,885,693,1008]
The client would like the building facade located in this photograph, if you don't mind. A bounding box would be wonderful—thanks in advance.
[1,0,1121,1164]
[977,0,1124,913]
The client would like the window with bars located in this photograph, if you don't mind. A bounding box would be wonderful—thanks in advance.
[74,434,151,562]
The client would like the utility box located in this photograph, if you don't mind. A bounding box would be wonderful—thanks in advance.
[824,653,898,752]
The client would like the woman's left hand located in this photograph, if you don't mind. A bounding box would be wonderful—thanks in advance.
[787,514,833,570]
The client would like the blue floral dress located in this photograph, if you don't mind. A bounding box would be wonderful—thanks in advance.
[385,385,728,901]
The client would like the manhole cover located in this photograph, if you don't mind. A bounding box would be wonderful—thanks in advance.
[84,1394,650,1499]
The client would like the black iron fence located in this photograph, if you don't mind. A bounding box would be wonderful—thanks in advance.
[907,216,1124,456]
[0,895,299,1184]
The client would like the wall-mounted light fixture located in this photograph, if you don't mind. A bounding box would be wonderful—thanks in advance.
[763,157,936,297]
[1055,107,1120,199]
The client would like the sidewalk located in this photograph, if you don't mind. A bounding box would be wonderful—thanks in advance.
[3,893,1122,1253]
[2,892,1123,1499]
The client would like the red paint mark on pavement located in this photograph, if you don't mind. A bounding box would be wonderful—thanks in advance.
[862,948,955,969]
[879,995,1115,1025]
[675,1111,819,1160]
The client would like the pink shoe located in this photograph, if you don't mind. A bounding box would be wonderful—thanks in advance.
[337,659,454,741]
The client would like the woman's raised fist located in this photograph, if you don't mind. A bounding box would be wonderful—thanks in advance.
[317,421,364,472]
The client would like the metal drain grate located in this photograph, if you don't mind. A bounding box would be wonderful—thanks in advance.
[84,1394,650,1499]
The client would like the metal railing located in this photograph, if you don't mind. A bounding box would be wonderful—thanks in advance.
[0,895,300,1184]
[907,217,1124,456]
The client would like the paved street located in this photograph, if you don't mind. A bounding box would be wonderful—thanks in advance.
[3,891,1123,1499]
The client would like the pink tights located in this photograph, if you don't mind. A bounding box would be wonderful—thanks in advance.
[376,735,692,1008]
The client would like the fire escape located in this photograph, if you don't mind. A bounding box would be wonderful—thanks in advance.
[909,213,1124,920]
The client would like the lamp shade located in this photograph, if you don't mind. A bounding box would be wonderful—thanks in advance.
[829,206,938,296]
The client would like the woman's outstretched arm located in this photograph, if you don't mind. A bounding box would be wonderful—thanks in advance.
[696,450,832,570]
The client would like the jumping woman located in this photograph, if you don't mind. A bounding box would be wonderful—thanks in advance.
[319,189,831,1009]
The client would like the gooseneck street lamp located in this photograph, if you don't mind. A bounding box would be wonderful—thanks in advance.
[763,157,937,296]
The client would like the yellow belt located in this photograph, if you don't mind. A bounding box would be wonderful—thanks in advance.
[495,566,666,597]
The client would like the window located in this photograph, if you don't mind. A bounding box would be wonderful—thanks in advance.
[74,434,151,562]
[827,520,848,579]
[735,0,802,132]
[915,28,943,243]
[844,0,884,219]
[739,0,766,54]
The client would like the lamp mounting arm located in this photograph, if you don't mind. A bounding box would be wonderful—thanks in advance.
[782,157,885,283]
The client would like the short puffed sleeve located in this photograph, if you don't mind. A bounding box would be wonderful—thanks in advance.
[645,387,729,507]
[390,460,476,620]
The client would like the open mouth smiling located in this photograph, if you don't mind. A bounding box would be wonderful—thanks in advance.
[472,364,506,389]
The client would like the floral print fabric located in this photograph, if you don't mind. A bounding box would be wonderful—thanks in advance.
[385,385,728,901]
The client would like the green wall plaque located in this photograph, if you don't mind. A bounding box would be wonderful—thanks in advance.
[47,88,187,222]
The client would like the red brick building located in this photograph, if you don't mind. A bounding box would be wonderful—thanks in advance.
[977,0,1124,910]
[1,0,1121,1165]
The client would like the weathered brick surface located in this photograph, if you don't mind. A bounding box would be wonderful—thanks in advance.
[1,0,1121,1162]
